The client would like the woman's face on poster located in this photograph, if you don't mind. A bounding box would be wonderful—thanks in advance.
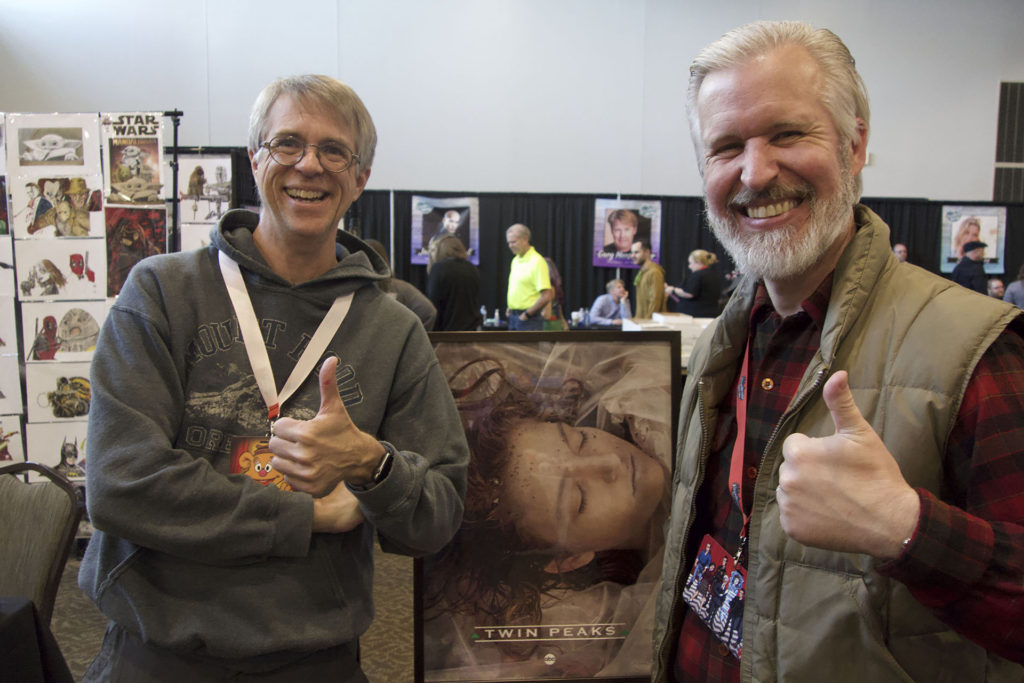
[500,420,666,555]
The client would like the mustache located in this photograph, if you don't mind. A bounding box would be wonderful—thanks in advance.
[728,182,812,209]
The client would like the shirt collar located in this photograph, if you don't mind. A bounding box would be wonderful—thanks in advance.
[750,273,833,330]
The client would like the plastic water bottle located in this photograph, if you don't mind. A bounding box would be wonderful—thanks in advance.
[493,308,500,323]
[480,305,487,322]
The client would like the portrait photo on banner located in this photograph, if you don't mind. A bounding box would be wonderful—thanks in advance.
[418,331,680,683]
[410,195,480,266]
[592,199,662,268]
[939,204,1007,274]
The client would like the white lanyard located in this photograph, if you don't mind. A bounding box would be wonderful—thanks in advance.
[218,251,353,425]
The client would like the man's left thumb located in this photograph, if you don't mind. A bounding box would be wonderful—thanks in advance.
[822,370,868,435]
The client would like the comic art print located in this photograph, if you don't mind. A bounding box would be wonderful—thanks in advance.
[5,113,102,176]
[0,354,24,414]
[14,237,106,301]
[26,420,87,483]
[592,199,662,269]
[20,300,106,363]
[420,331,680,683]
[102,113,165,206]
[9,173,105,239]
[105,206,166,297]
[26,361,92,423]
[0,414,25,464]
[177,154,233,224]
[410,195,480,266]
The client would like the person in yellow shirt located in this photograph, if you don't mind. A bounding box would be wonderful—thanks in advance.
[505,223,553,330]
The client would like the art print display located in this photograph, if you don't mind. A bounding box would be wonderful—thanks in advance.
[25,361,92,423]
[0,113,6,176]
[177,154,232,224]
[8,173,104,239]
[592,199,662,268]
[104,206,166,296]
[410,195,480,266]
[26,420,87,483]
[15,237,105,301]
[102,112,165,206]
[0,295,17,354]
[0,354,24,415]
[4,113,102,177]
[420,331,680,682]
[20,300,106,363]
[0,415,24,463]
[0,236,14,297]
[940,205,1007,274]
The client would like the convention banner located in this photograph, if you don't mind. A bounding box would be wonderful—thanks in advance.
[592,198,662,269]
[419,331,680,682]
[410,195,480,266]
[939,204,1007,274]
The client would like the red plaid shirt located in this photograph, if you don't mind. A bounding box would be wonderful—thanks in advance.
[674,277,1024,682]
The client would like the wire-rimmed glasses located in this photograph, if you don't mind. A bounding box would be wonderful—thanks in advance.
[260,135,359,173]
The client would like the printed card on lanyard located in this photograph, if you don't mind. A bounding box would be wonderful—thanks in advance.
[682,342,757,659]
[218,251,352,490]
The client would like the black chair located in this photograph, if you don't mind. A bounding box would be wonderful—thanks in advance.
[0,462,84,625]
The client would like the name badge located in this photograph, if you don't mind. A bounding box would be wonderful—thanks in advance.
[682,534,746,658]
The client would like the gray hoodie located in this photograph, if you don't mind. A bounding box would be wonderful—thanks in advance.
[79,209,468,661]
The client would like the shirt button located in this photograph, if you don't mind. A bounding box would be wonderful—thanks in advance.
[761,377,774,391]
[718,644,731,657]
[745,466,757,480]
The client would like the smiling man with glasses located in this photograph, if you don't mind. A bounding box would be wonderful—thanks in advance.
[79,75,469,682]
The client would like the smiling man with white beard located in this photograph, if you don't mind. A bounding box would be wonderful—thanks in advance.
[652,20,1024,683]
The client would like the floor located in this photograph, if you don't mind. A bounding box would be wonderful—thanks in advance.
[51,543,416,682]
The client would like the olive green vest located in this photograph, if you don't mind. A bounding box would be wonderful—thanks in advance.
[653,206,1023,682]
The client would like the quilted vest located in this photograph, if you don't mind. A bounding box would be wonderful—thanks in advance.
[653,206,1023,682]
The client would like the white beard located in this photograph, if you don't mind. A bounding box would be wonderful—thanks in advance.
[706,160,859,282]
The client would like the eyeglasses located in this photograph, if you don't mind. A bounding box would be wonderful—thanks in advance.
[260,135,359,173]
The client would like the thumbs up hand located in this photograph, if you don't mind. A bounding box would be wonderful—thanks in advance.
[777,371,920,559]
[270,356,385,497]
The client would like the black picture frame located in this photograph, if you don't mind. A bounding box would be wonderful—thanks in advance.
[417,330,681,683]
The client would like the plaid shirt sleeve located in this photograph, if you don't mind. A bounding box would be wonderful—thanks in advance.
[877,325,1024,663]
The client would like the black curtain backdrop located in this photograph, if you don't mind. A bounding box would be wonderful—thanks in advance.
[350,189,1024,316]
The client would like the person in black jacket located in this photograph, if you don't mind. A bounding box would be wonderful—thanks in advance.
[951,240,988,294]
[427,234,481,330]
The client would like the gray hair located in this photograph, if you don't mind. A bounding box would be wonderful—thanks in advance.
[248,74,377,174]
[686,21,870,194]
[605,278,625,293]
[506,223,531,240]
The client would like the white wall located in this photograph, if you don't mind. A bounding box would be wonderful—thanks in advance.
[1,0,1022,200]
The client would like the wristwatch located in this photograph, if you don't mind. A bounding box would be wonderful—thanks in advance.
[370,441,396,484]
[351,441,395,491]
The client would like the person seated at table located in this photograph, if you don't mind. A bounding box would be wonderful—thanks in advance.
[590,278,632,326]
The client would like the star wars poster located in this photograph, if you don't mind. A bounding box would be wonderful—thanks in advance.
[20,300,106,363]
[26,420,87,483]
[177,154,232,226]
[14,238,106,301]
[4,113,102,177]
[592,199,662,269]
[9,174,105,239]
[420,331,680,682]
[104,206,166,297]
[939,205,1006,274]
[0,415,25,464]
[102,112,165,206]
[0,354,24,416]
[410,196,480,266]
[26,361,91,423]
